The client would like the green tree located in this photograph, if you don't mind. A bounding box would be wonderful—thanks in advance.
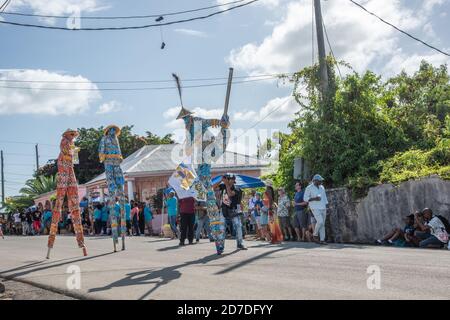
[3,196,34,213]
[20,175,57,198]
[381,61,450,149]
[37,125,174,184]
[276,58,449,195]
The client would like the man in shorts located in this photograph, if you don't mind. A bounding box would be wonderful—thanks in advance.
[292,182,308,241]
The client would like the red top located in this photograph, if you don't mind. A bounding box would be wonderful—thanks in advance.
[179,197,195,214]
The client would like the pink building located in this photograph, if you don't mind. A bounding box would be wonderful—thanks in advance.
[34,185,87,210]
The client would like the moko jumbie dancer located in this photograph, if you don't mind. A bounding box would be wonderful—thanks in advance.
[172,69,232,255]
[98,125,127,252]
[47,129,87,259]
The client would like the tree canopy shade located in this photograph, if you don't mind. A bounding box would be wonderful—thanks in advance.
[274,59,450,196]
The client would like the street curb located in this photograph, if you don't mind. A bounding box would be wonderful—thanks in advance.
[0,275,97,300]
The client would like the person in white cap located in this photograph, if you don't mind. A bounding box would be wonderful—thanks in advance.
[304,174,328,244]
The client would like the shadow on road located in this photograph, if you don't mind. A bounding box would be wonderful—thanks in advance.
[156,244,183,252]
[88,250,240,300]
[0,252,116,280]
[145,238,173,244]
[214,246,291,275]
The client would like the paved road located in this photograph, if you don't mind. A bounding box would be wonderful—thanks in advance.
[0,235,448,300]
[1,279,75,300]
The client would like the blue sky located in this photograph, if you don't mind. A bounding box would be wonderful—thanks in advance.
[0,0,449,197]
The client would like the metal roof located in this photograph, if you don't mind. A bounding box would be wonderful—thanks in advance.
[85,144,270,186]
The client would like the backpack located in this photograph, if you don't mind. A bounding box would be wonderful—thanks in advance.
[437,215,450,234]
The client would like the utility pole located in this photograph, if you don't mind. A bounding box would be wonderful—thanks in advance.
[314,0,329,98]
[1,150,4,206]
[35,143,39,171]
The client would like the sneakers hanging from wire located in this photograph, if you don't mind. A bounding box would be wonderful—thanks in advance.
[156,16,166,49]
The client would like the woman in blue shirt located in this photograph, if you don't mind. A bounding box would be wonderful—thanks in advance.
[101,205,109,235]
[165,192,179,239]
[93,204,102,235]
[144,203,153,236]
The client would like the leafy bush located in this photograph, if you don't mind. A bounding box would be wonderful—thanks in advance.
[380,139,450,184]
[275,59,450,195]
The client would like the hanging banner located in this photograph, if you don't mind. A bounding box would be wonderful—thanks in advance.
[168,162,206,201]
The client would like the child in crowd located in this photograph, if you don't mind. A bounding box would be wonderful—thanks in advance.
[375,214,417,247]
[252,192,264,240]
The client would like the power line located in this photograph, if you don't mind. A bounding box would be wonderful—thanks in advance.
[4,172,33,177]
[0,77,282,92]
[349,0,450,57]
[3,152,54,157]
[322,18,342,79]
[1,0,246,20]
[0,0,11,13]
[0,0,260,31]
[232,95,295,143]
[0,140,58,147]
[0,72,293,84]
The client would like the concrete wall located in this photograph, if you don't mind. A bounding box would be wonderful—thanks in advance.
[326,175,450,244]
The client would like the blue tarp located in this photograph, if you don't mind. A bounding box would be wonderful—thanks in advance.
[211,174,265,189]
[165,174,265,197]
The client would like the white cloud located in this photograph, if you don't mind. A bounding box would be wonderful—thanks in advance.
[0,69,101,115]
[7,0,108,25]
[164,96,297,132]
[382,50,450,75]
[174,29,208,38]
[233,95,297,123]
[216,0,280,9]
[227,0,450,77]
[96,100,123,114]
[163,106,223,129]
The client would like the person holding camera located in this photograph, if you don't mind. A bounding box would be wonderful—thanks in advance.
[217,174,247,250]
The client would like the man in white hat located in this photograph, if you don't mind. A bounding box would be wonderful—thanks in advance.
[304,174,328,244]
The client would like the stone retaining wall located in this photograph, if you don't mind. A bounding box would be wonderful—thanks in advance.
[325,175,450,243]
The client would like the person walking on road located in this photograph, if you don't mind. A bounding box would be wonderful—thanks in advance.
[179,197,196,246]
[304,174,328,245]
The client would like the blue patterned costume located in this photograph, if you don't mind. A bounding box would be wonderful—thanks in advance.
[99,125,127,251]
[183,115,230,254]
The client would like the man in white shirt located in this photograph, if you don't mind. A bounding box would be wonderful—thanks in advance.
[304,174,328,244]
[415,208,448,248]
[13,211,21,235]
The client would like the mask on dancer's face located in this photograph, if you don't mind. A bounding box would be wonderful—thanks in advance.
[108,128,116,137]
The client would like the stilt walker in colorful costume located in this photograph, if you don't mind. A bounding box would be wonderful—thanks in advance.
[47,129,87,259]
[172,70,232,255]
[98,125,126,252]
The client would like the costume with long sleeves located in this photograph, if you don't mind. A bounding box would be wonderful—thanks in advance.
[183,114,230,254]
[98,125,126,251]
[47,129,87,258]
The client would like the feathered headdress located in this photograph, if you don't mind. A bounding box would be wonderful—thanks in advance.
[172,73,193,119]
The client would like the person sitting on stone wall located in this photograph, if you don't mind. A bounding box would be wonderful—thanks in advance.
[375,213,417,247]
[414,208,449,249]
